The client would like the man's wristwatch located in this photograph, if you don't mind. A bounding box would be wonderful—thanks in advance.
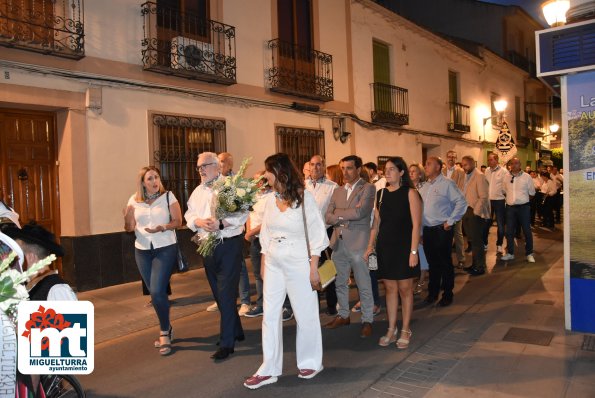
[219,219,224,230]
[411,250,418,255]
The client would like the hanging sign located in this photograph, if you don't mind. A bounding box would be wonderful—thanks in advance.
[493,121,517,163]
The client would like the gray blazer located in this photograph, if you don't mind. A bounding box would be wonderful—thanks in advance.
[325,179,376,252]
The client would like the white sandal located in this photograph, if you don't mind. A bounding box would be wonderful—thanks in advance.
[396,329,412,349]
[378,327,398,347]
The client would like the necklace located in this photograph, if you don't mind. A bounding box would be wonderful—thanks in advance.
[145,191,160,202]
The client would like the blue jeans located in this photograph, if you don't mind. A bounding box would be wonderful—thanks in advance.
[505,203,533,256]
[249,238,263,308]
[483,199,506,247]
[239,257,251,305]
[135,244,176,331]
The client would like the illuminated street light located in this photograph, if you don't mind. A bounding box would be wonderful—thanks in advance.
[550,123,560,133]
[542,0,570,27]
[482,99,508,141]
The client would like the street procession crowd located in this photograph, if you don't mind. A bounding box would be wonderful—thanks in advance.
[0,148,563,392]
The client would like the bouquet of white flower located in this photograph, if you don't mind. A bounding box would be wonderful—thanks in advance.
[195,158,262,257]
[0,251,55,322]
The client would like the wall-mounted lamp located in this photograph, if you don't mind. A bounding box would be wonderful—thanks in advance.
[542,0,570,27]
[482,99,508,141]
[549,123,560,133]
[332,117,351,143]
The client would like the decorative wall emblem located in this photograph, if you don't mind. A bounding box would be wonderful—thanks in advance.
[494,121,517,163]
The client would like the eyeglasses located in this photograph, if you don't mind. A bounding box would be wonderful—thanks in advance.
[196,162,217,172]
[511,175,515,184]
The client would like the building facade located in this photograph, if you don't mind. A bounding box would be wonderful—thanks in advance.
[0,0,543,290]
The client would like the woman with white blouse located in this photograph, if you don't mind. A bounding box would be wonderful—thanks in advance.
[244,153,329,390]
[124,166,182,356]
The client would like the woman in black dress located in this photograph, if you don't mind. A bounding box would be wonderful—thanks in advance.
[365,157,422,349]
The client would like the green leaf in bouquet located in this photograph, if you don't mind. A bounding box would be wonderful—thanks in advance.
[0,276,17,303]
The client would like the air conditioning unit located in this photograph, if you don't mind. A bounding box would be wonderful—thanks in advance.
[171,36,215,74]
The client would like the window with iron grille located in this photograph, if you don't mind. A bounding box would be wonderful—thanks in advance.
[275,126,325,169]
[152,113,226,213]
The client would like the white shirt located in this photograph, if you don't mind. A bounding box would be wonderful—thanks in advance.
[533,176,543,191]
[248,191,273,237]
[28,271,78,301]
[541,180,558,197]
[485,165,507,200]
[502,171,535,206]
[305,177,337,227]
[373,177,387,191]
[127,192,177,250]
[184,179,249,239]
[259,191,329,257]
[344,178,362,201]
[550,172,563,190]
[446,166,456,179]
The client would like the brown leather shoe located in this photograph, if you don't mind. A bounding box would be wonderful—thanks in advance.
[360,322,372,338]
[324,316,350,329]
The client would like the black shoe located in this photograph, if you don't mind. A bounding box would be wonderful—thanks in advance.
[211,347,234,360]
[424,295,438,304]
[326,307,338,316]
[216,334,245,346]
[437,296,453,307]
[467,267,486,276]
[282,308,294,322]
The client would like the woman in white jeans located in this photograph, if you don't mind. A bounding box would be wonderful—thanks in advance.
[244,153,329,390]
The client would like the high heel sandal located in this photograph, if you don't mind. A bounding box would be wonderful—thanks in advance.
[378,327,398,347]
[396,329,412,349]
[154,326,173,356]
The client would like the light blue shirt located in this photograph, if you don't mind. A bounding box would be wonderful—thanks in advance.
[418,174,468,227]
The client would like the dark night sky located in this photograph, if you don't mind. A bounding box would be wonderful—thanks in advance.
[482,0,548,25]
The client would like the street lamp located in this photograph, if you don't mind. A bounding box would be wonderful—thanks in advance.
[482,100,508,141]
[549,123,560,133]
[542,0,570,27]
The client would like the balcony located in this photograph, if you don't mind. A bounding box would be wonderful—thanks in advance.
[507,50,536,77]
[370,82,409,126]
[0,0,84,59]
[267,39,333,102]
[525,111,546,136]
[141,2,236,85]
[447,102,470,133]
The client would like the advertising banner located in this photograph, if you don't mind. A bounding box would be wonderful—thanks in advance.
[567,70,595,332]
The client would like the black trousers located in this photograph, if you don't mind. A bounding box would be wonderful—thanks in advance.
[204,235,244,349]
[423,225,455,299]
[320,227,337,310]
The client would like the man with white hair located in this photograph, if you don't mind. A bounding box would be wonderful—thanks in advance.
[185,152,249,361]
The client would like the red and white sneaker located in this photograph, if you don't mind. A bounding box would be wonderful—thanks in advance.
[243,375,278,389]
[298,366,324,379]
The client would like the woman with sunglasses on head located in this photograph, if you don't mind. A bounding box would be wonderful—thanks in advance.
[244,153,328,390]
[124,166,182,356]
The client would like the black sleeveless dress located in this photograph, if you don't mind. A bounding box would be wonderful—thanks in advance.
[376,186,420,280]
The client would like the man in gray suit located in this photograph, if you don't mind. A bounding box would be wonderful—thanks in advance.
[325,155,376,338]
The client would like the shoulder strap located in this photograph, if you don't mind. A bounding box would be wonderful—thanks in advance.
[165,191,178,243]
[301,195,311,260]
[378,188,385,210]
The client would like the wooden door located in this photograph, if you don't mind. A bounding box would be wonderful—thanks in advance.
[277,0,315,94]
[0,110,60,263]
[0,0,54,46]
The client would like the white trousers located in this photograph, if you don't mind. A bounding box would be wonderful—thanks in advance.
[256,239,323,376]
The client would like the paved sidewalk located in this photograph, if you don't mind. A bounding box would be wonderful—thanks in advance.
[360,227,595,398]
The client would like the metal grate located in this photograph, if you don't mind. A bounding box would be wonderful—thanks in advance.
[503,327,554,346]
[275,126,325,170]
[582,335,595,352]
[534,299,555,305]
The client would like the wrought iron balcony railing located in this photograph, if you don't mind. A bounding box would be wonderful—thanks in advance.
[447,102,470,133]
[525,111,545,135]
[0,0,84,59]
[371,82,409,125]
[267,39,333,102]
[141,1,236,85]
[507,50,536,77]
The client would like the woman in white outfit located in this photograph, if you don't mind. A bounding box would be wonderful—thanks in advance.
[244,153,329,390]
